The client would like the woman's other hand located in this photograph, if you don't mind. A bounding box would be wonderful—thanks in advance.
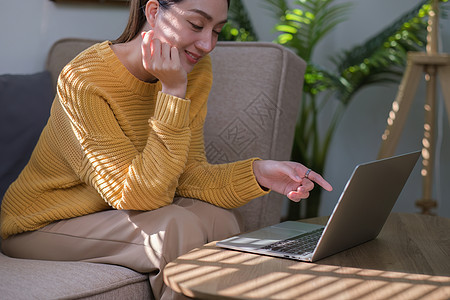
[141,30,188,98]
[253,160,333,202]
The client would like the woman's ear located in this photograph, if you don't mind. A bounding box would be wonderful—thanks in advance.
[144,0,159,28]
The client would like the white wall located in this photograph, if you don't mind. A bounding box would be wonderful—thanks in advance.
[0,1,129,74]
[1,0,449,217]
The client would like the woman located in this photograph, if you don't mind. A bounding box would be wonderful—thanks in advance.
[1,0,332,299]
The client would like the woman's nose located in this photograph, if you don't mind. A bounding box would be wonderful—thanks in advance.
[195,31,215,53]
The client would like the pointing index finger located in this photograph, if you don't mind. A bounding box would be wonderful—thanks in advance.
[308,171,333,192]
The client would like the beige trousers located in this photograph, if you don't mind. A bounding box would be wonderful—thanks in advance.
[2,197,242,300]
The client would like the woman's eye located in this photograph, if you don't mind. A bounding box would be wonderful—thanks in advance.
[189,22,203,31]
[213,26,225,36]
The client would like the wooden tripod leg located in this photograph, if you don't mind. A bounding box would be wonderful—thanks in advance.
[416,61,450,214]
[416,65,438,214]
[378,58,423,159]
[438,64,450,128]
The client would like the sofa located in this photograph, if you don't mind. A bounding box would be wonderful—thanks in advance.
[0,38,306,299]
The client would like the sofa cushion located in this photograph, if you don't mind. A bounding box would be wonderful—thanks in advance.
[0,252,151,299]
[0,71,54,203]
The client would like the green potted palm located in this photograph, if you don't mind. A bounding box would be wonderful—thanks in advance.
[262,0,448,219]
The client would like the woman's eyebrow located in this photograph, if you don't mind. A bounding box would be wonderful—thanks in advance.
[188,9,228,25]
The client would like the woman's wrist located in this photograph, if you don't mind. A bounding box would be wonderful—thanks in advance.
[252,160,269,191]
[161,85,187,99]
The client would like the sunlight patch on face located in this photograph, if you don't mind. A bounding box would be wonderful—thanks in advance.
[155,7,184,46]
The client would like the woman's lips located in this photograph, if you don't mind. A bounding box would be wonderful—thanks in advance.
[185,50,201,64]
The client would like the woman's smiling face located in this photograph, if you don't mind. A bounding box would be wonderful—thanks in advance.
[147,0,228,73]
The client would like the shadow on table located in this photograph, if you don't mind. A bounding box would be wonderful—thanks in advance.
[164,242,450,300]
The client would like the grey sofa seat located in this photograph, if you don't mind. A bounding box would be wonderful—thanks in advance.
[0,39,306,299]
[0,253,151,299]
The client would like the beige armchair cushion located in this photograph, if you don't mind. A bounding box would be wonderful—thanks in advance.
[206,42,306,231]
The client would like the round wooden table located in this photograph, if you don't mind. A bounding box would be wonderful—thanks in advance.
[164,213,450,299]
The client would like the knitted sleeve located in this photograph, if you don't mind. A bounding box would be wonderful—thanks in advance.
[58,68,191,210]
[176,120,269,209]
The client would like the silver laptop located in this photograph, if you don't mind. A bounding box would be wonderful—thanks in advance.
[217,151,421,262]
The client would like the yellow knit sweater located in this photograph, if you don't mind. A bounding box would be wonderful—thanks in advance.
[0,41,268,239]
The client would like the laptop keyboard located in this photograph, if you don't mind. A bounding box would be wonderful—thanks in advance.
[261,227,324,256]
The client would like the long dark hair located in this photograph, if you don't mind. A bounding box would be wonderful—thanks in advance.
[114,0,230,44]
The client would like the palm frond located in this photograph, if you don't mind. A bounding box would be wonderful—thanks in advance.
[308,3,352,50]
[328,0,449,103]
[219,0,258,41]
[272,0,352,61]
[261,0,290,20]
[332,0,429,72]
